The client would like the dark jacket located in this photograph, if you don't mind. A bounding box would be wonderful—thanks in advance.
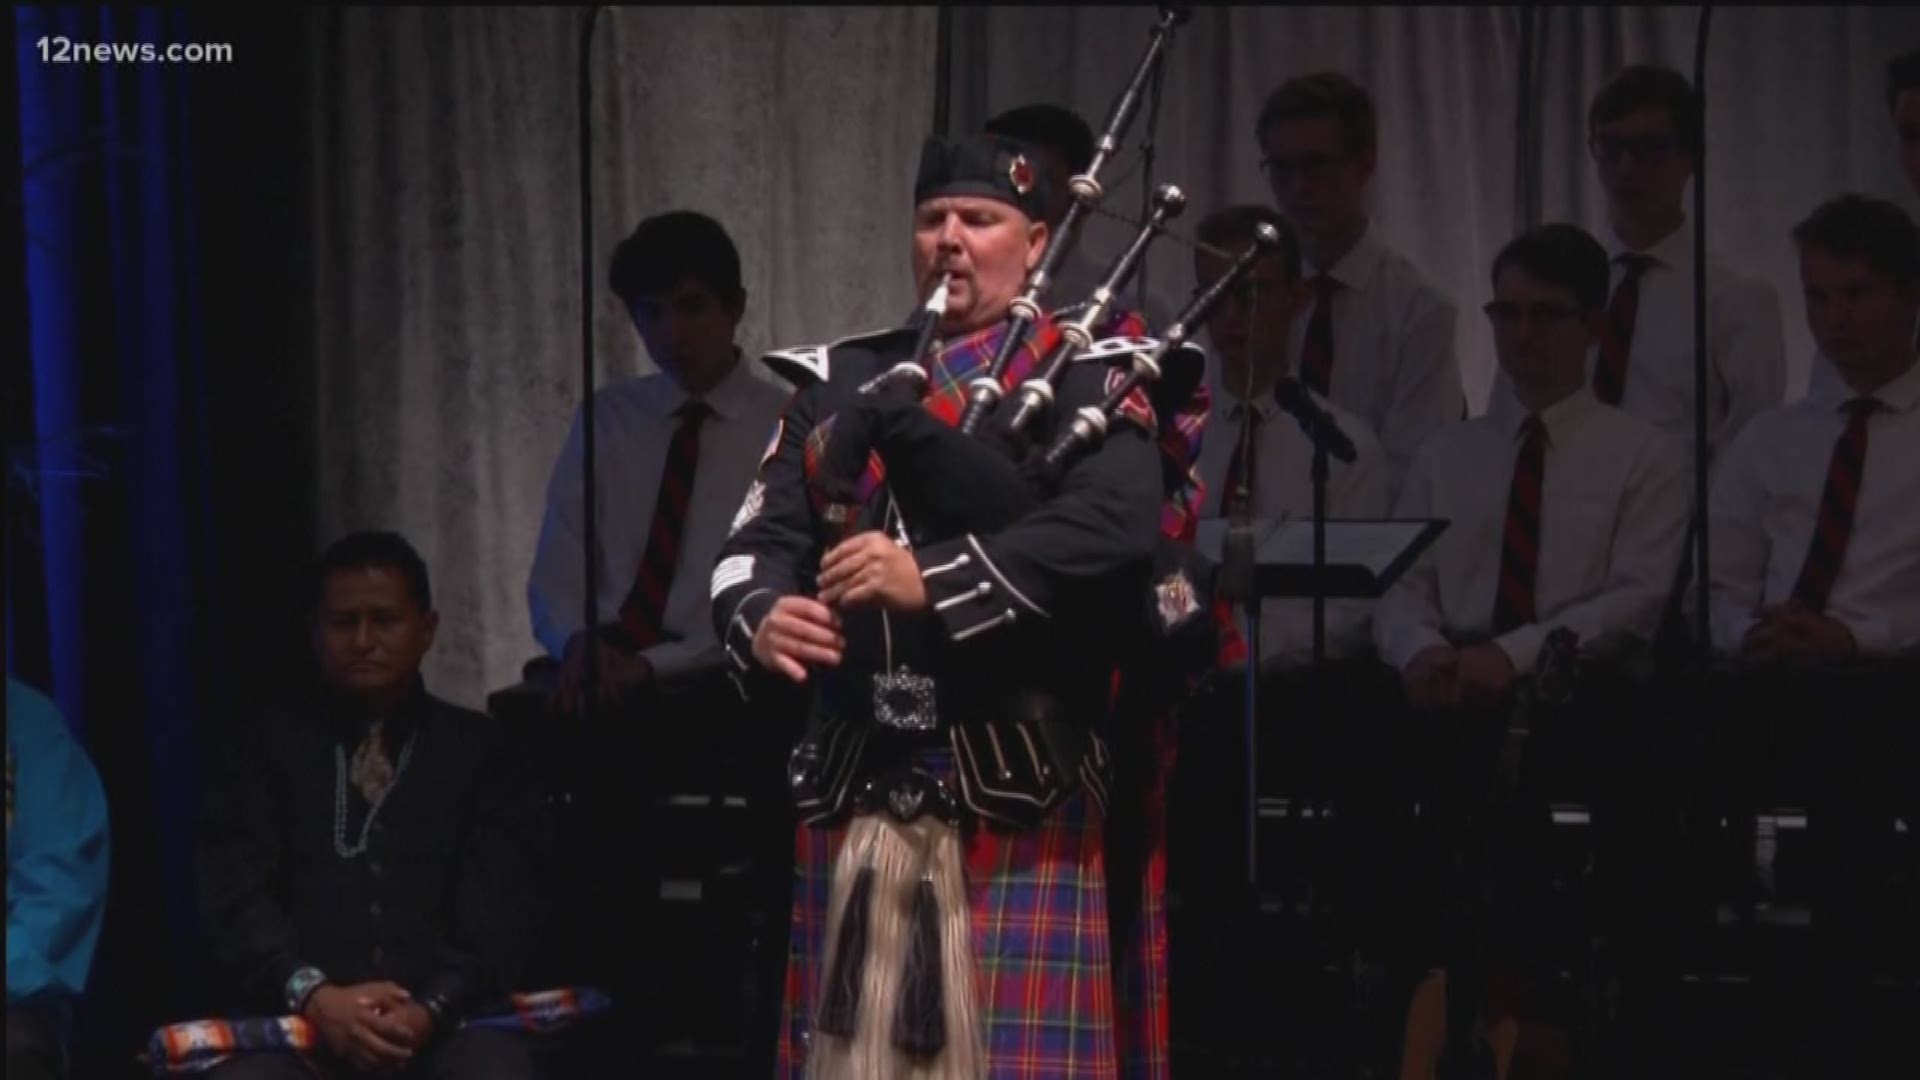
[195,679,551,1021]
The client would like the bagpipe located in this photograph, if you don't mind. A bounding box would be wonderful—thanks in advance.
[952,5,1193,438]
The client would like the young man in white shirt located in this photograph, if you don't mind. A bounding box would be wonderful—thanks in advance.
[1377,224,1691,703]
[1192,203,1391,668]
[1255,71,1464,501]
[1375,224,1693,1056]
[1494,65,1786,457]
[1706,193,1920,1073]
[522,210,791,1069]
[526,210,788,716]
[1809,50,1920,396]
[1168,204,1404,1066]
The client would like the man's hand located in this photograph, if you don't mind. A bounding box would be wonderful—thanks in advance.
[752,596,845,683]
[1742,603,1856,665]
[1455,643,1517,707]
[557,631,655,715]
[1740,604,1798,664]
[1403,644,1460,711]
[818,531,928,613]
[302,982,416,1072]
[386,999,435,1047]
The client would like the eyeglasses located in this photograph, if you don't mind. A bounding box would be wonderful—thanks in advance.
[1587,133,1682,165]
[1483,300,1585,327]
[1259,152,1344,185]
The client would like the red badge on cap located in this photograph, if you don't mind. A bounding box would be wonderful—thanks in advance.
[1009,155,1035,195]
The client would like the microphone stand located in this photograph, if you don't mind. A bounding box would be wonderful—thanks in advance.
[1220,488,1259,891]
[1312,433,1328,675]
[577,4,607,733]
[1691,6,1713,658]
[1305,417,1330,928]
[1220,348,1262,894]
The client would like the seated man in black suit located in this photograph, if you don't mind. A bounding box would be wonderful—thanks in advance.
[195,531,552,1079]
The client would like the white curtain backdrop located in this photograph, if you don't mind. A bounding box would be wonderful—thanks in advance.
[311,6,938,706]
[310,5,1918,707]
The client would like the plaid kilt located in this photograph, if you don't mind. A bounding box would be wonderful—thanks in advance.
[778,783,1117,1079]
[1107,703,1176,1080]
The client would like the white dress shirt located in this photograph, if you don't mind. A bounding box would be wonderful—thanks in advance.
[1375,387,1692,675]
[1291,222,1464,504]
[1708,357,1920,658]
[1197,374,1391,666]
[1488,218,1787,459]
[527,355,790,672]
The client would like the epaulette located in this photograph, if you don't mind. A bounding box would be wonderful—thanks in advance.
[759,325,914,388]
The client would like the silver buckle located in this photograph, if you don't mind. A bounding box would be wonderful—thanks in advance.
[873,668,937,732]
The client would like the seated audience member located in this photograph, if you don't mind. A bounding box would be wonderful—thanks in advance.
[1374,225,1692,1049]
[1811,48,1920,396]
[1191,202,1391,667]
[526,209,788,715]
[1707,191,1920,1071]
[1255,71,1465,499]
[1710,194,1920,662]
[196,531,551,1079]
[7,679,110,1080]
[1378,223,1690,705]
[1173,202,1402,1059]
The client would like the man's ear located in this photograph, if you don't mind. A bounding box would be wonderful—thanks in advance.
[1026,220,1050,272]
[421,610,439,652]
[725,288,748,324]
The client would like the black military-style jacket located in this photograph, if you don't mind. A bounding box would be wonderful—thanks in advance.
[709,324,1163,791]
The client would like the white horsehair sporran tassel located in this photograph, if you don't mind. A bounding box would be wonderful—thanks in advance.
[808,810,980,1080]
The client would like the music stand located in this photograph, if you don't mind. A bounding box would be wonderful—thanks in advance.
[1195,516,1447,888]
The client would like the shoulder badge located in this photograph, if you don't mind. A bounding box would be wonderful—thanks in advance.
[760,325,916,389]
[761,344,831,388]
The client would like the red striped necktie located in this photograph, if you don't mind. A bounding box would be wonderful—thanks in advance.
[1491,414,1547,635]
[1788,397,1880,613]
[617,398,711,649]
[1592,253,1655,406]
[1298,274,1340,396]
[1220,402,1262,516]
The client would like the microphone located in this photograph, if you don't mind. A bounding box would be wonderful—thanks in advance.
[1274,378,1356,464]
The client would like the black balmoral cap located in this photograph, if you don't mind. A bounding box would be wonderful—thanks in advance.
[913,135,1050,222]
